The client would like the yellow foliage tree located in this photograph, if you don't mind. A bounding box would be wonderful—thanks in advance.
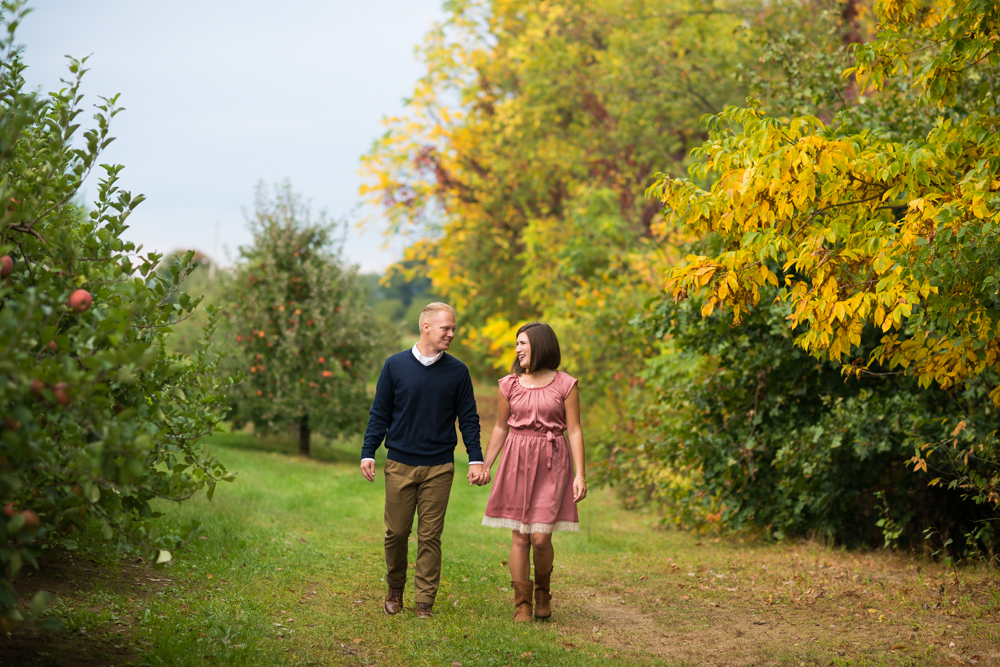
[651,0,1000,401]
[361,0,759,380]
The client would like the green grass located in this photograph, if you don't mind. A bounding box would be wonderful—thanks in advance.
[32,440,1000,666]
[144,443,628,666]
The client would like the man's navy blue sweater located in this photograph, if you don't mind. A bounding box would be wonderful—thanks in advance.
[362,350,482,466]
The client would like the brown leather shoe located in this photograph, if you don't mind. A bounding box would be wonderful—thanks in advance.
[384,587,404,615]
[416,601,434,619]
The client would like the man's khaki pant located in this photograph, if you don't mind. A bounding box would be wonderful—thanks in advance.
[383,459,454,605]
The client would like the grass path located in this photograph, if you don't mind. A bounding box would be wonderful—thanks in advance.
[10,442,1000,666]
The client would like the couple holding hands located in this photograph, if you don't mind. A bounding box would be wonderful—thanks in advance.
[360,303,587,622]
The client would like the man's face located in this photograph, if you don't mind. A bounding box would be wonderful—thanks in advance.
[423,311,456,352]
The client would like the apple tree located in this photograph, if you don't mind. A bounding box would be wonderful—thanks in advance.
[223,182,385,456]
[0,2,235,629]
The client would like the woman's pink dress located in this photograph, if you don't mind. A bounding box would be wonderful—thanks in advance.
[482,371,579,534]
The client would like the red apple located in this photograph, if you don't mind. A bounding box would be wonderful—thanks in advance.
[53,382,70,406]
[48,340,58,351]
[30,378,44,399]
[3,501,17,518]
[21,509,39,529]
[0,255,12,277]
[321,370,333,378]
[68,289,92,313]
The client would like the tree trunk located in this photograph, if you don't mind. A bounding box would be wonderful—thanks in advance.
[298,414,311,457]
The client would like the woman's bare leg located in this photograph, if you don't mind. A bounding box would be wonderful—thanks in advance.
[529,532,553,577]
[509,531,531,581]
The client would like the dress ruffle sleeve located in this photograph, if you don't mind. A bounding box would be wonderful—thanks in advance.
[498,374,518,400]
[560,371,579,399]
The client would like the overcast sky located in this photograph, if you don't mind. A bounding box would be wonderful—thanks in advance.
[17,0,444,273]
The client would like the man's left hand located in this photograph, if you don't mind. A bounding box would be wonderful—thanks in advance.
[467,464,484,486]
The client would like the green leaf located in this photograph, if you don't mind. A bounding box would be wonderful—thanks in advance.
[29,590,51,617]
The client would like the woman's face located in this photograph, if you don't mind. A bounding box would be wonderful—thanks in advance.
[515,332,531,371]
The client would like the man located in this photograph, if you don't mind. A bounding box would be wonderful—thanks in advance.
[361,302,484,619]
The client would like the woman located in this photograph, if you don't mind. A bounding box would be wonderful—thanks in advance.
[478,322,587,622]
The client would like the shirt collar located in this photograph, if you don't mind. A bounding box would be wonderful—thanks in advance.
[412,342,444,366]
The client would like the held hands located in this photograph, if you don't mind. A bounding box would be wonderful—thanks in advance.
[467,464,491,486]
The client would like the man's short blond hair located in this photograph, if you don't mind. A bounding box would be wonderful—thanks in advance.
[419,302,456,329]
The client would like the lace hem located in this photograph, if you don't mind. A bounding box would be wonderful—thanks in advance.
[481,516,579,534]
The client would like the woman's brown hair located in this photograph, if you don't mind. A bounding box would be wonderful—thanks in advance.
[509,322,561,375]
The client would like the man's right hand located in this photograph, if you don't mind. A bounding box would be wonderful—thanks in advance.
[361,459,375,482]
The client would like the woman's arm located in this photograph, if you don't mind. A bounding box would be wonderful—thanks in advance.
[478,390,512,485]
[564,385,587,502]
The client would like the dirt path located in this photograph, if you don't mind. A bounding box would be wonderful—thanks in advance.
[0,554,161,666]
[555,551,1000,666]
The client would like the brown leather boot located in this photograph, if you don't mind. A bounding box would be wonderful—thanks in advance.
[416,601,434,619]
[534,568,552,619]
[383,586,404,615]
[512,580,533,622]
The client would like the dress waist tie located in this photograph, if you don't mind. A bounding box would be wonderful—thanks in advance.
[509,427,564,469]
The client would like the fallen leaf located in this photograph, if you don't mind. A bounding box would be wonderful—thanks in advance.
[519,651,532,659]
[206,574,213,579]
[681,595,691,601]
[890,644,905,650]
[353,638,362,644]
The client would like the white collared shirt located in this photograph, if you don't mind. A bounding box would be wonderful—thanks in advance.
[361,344,482,465]
[412,342,444,366]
